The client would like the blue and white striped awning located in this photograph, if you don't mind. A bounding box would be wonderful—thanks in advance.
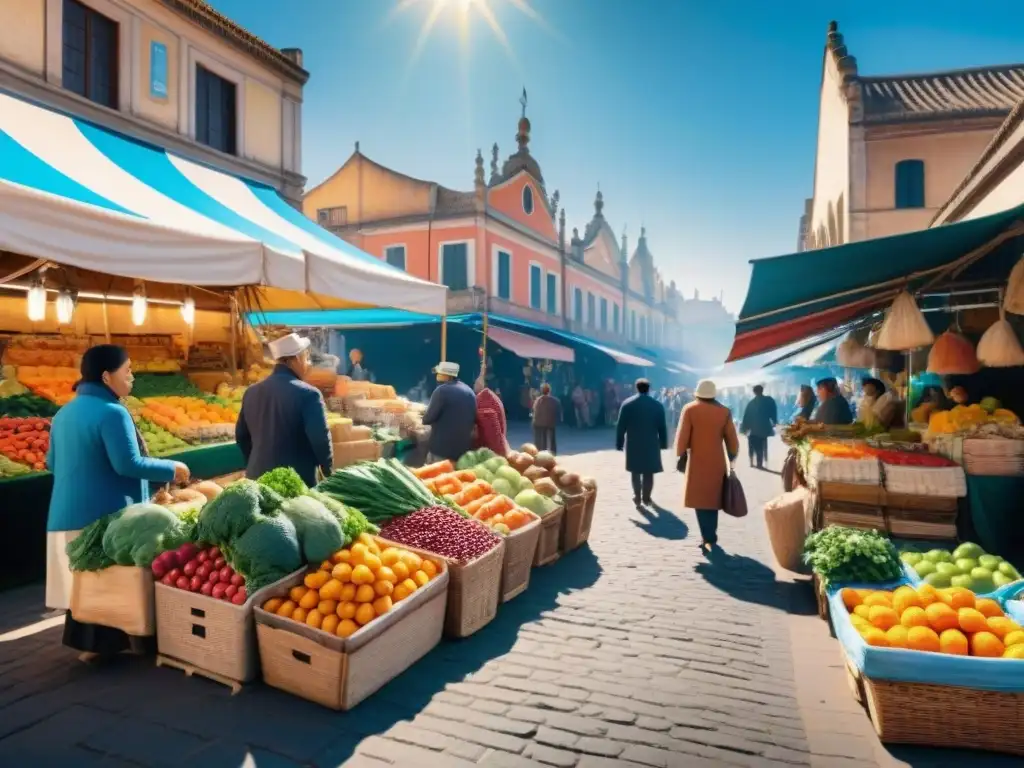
[0,90,446,314]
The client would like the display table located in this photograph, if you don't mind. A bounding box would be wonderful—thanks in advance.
[966,474,1024,562]
[0,442,246,590]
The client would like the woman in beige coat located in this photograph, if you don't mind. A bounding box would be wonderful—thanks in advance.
[676,379,740,553]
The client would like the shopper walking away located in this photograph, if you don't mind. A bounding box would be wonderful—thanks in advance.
[676,379,740,554]
[572,384,589,428]
[616,378,668,506]
[236,334,332,487]
[47,344,190,660]
[474,377,509,456]
[422,361,477,463]
[813,377,854,425]
[740,384,777,469]
[532,383,561,453]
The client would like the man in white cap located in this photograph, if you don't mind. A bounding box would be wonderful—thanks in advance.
[235,333,333,486]
[421,360,477,463]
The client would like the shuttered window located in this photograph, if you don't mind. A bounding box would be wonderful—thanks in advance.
[442,243,469,290]
[496,250,511,299]
[196,65,237,155]
[546,273,557,314]
[384,246,406,271]
[894,160,925,209]
[62,0,119,109]
[530,264,542,309]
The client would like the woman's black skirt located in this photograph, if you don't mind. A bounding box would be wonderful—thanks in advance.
[62,612,154,656]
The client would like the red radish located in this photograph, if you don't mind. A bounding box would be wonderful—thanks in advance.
[230,590,246,605]
[213,557,226,569]
[212,583,228,600]
[197,551,209,564]
[200,582,214,596]
[175,543,198,563]
[151,557,169,579]
[175,576,190,590]
[230,573,245,587]
[167,568,182,583]
[208,547,221,559]
[183,560,198,577]
[161,573,176,587]
[219,566,233,583]
[196,562,212,580]
[207,570,220,585]
[225,584,238,599]
[189,575,202,592]
[234,586,246,602]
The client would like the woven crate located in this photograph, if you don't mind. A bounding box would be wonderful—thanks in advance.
[440,540,505,638]
[500,514,542,603]
[533,506,564,566]
[560,490,595,552]
[154,570,302,684]
[71,566,154,636]
[255,553,448,710]
[331,439,382,469]
[840,648,1024,755]
[813,573,829,622]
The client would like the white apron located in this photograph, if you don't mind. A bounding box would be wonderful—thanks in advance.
[45,529,82,611]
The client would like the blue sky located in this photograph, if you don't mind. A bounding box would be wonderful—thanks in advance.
[209,0,1024,313]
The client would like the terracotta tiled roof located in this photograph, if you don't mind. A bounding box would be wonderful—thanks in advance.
[859,65,1024,123]
[435,185,477,215]
[162,0,309,83]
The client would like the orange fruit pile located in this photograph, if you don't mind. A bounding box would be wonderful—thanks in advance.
[261,534,440,639]
[842,585,1024,659]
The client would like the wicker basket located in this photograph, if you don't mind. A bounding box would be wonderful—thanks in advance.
[255,545,448,710]
[439,540,505,638]
[500,514,542,603]
[154,570,302,684]
[813,573,829,622]
[533,506,564,566]
[560,490,595,552]
[840,648,1024,755]
[71,566,155,636]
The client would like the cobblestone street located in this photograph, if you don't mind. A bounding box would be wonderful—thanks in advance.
[0,427,1018,767]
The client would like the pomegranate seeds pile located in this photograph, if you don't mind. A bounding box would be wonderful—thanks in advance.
[378,505,501,563]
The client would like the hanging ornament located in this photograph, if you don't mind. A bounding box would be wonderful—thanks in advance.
[131,285,148,326]
[55,288,76,324]
[873,291,934,351]
[180,294,196,326]
[836,333,875,369]
[1005,255,1024,315]
[26,278,46,322]
[927,330,980,374]
[977,308,1024,367]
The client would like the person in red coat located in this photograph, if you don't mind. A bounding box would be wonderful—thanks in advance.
[474,378,509,456]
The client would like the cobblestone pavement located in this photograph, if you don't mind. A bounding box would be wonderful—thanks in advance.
[0,427,1018,767]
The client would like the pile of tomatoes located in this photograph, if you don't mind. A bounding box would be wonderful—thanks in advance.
[0,417,50,471]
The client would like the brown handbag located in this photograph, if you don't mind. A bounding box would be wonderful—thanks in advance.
[722,469,748,518]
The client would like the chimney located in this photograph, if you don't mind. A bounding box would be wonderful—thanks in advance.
[281,48,304,68]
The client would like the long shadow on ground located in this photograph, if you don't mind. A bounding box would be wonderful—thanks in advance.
[695,548,817,617]
[0,546,602,767]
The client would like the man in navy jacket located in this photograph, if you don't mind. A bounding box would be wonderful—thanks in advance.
[236,333,333,486]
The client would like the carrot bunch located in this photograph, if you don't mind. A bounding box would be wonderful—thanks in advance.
[0,417,50,470]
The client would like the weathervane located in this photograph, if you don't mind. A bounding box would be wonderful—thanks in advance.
[520,87,528,119]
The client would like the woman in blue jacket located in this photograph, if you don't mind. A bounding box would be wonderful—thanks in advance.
[46,345,189,659]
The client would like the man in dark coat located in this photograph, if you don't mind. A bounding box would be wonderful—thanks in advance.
[236,333,333,487]
[422,361,477,462]
[616,378,668,506]
[740,384,778,469]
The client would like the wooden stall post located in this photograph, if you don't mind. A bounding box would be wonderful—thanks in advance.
[229,294,239,385]
[440,312,448,362]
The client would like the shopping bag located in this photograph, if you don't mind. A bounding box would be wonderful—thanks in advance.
[782,449,798,492]
[721,469,748,518]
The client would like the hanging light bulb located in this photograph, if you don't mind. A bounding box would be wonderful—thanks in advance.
[27,279,46,321]
[56,288,76,324]
[180,295,196,326]
[132,285,148,326]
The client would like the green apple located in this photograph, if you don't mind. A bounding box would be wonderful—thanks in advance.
[924,572,952,588]
[952,542,984,560]
[998,562,1021,579]
[971,566,994,582]
[901,552,923,566]
[955,558,979,573]
[915,560,938,578]
[978,554,1003,570]
[924,549,952,563]
[951,574,975,590]
[936,562,962,577]
[993,572,1014,588]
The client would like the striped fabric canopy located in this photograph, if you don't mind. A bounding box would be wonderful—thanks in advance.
[0,90,446,315]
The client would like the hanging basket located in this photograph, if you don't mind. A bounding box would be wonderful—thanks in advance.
[977,310,1024,367]
[927,330,980,375]
[837,335,875,369]
[1005,256,1024,316]
[873,292,934,351]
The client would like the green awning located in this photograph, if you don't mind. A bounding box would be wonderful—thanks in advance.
[728,204,1024,361]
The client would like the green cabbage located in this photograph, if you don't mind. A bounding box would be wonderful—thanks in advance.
[229,514,302,592]
[279,495,344,563]
[305,490,378,545]
[101,503,187,567]
[196,479,281,545]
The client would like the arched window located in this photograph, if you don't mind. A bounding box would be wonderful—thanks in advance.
[894,160,925,209]
[522,184,535,215]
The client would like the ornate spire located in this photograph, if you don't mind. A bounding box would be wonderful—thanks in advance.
[558,208,566,251]
[516,87,531,151]
[490,143,500,183]
[620,226,628,261]
[550,190,560,218]
[474,149,485,187]
[594,186,604,217]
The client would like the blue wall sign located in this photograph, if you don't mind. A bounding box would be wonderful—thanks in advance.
[150,41,168,99]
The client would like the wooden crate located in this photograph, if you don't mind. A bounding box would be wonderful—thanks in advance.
[500,514,542,603]
[560,490,595,552]
[533,506,564,567]
[255,559,448,710]
[439,540,505,638]
[71,566,154,636]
